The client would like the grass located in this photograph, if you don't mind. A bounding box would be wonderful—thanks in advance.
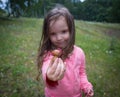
[75,20,120,97]
[0,17,120,97]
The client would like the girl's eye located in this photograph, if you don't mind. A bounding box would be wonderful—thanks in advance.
[62,31,66,33]
[62,30,67,34]
[50,32,55,36]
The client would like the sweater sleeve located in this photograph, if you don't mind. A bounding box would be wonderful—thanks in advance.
[79,49,93,93]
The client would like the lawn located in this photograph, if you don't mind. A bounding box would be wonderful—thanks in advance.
[0,17,120,97]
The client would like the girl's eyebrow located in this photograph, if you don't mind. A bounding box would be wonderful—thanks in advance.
[62,29,69,32]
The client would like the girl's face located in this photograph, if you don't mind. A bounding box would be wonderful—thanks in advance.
[49,16,70,49]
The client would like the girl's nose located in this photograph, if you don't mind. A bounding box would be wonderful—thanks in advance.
[56,34,62,41]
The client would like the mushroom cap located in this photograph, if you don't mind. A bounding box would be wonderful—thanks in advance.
[51,49,62,57]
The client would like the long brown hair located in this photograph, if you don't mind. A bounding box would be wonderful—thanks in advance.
[36,4,75,80]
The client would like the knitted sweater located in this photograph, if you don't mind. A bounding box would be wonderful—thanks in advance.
[41,45,93,97]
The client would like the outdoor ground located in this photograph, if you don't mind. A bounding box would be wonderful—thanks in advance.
[0,17,120,97]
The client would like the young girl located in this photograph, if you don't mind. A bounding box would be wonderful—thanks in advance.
[37,5,94,97]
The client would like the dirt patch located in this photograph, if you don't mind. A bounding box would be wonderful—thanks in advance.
[104,29,120,39]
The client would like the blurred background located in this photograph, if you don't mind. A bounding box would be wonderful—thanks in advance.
[0,0,120,97]
[0,0,120,23]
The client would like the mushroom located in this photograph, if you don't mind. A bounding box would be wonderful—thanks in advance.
[51,49,62,64]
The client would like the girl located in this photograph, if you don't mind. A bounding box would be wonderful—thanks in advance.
[37,5,94,97]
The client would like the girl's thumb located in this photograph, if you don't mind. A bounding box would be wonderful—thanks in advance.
[49,56,57,67]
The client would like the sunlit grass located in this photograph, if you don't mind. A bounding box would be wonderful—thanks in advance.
[0,17,120,97]
[75,20,120,97]
[0,18,44,97]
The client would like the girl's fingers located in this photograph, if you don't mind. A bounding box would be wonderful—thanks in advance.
[49,58,59,73]
[47,58,66,81]
[57,64,64,80]
[51,57,58,67]
[56,58,66,80]
[60,58,66,72]
[49,56,56,67]
[54,59,61,77]
[47,58,61,81]
[47,58,58,80]
[85,89,94,97]
[89,89,94,96]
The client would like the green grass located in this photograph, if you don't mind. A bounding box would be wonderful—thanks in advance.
[0,17,120,97]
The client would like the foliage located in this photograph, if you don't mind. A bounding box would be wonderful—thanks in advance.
[0,18,120,97]
[0,0,120,22]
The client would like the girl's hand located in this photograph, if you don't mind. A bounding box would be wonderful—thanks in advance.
[46,58,66,81]
[85,88,94,97]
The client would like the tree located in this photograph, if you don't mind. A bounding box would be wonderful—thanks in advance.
[111,0,120,22]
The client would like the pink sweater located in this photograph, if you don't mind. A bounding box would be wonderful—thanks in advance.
[42,45,93,97]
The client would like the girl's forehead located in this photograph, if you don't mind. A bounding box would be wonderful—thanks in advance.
[49,16,66,28]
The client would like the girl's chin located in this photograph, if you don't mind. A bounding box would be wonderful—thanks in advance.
[55,44,67,49]
[58,46,66,49]
[55,46,64,49]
